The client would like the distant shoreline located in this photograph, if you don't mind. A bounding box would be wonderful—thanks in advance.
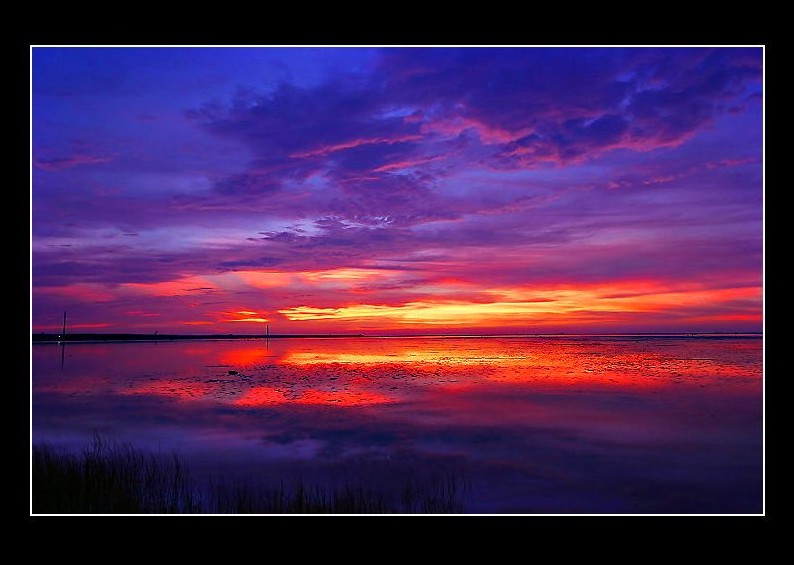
[31,332,762,343]
[31,333,365,343]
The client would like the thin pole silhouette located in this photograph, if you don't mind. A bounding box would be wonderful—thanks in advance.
[59,311,68,369]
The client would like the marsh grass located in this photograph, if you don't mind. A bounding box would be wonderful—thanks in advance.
[205,476,394,514]
[32,435,468,514]
[33,433,200,513]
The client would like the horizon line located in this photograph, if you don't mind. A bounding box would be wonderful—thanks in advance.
[31,330,763,341]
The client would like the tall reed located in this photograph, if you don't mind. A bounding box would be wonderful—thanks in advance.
[32,436,468,514]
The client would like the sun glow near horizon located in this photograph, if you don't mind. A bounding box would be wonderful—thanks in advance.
[30,270,762,334]
[274,280,761,329]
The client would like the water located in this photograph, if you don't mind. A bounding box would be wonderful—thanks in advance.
[31,335,763,514]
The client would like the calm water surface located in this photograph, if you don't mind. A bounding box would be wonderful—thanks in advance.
[31,335,763,514]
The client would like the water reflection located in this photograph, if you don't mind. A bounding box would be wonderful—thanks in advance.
[31,336,763,513]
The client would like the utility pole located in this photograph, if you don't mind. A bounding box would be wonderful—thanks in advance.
[61,311,67,338]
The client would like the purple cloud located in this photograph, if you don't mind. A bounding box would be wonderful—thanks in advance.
[34,153,113,171]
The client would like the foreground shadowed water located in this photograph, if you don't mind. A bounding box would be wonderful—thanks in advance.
[31,335,763,514]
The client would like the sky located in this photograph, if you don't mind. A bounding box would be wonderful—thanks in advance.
[30,46,764,335]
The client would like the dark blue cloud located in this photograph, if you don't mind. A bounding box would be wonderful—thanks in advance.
[190,47,762,212]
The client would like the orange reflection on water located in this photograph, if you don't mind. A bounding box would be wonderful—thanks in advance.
[285,352,431,364]
[232,386,287,406]
[218,347,272,366]
[233,385,394,407]
[120,380,220,401]
[296,389,394,406]
[33,336,761,416]
[281,340,527,365]
[278,337,760,390]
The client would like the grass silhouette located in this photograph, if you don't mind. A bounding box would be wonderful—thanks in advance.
[32,434,467,514]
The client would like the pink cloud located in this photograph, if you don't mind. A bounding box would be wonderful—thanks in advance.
[289,134,423,159]
[34,153,114,171]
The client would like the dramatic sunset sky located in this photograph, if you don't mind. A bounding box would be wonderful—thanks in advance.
[31,46,763,335]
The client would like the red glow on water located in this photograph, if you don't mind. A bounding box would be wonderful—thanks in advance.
[33,336,762,413]
[293,389,394,406]
[232,386,287,406]
[121,380,219,401]
[232,385,394,407]
[219,347,270,366]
